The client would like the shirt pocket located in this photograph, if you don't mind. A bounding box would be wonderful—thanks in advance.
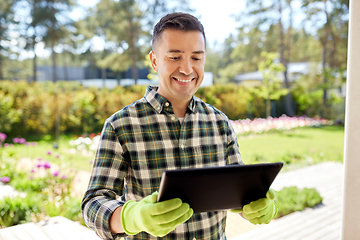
[192,140,227,168]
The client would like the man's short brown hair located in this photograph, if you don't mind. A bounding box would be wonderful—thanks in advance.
[152,12,206,50]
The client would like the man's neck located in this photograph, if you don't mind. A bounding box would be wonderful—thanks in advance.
[171,99,190,118]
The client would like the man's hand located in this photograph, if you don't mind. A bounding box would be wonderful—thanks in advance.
[121,191,193,237]
[231,189,278,225]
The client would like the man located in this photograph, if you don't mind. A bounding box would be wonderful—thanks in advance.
[81,12,277,240]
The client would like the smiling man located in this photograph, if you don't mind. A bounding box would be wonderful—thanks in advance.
[81,12,277,240]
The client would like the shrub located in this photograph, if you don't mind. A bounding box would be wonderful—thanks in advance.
[0,193,42,227]
[275,186,323,218]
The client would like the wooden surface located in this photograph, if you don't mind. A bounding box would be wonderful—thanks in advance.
[0,216,101,240]
[228,162,344,240]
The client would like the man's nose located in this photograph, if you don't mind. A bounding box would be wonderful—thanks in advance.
[179,59,193,75]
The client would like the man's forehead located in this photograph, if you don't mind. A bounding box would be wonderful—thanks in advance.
[153,29,205,52]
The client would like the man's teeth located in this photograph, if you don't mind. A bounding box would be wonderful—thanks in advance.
[176,78,193,83]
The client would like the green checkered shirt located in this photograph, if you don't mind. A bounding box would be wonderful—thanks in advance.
[81,86,242,240]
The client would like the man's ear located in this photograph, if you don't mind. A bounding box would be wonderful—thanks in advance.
[149,50,158,73]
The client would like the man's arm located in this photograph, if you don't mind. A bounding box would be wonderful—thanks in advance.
[109,206,124,233]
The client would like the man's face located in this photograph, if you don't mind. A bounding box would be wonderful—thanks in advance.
[149,29,206,104]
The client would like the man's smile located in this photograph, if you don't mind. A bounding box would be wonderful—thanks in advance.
[172,77,195,83]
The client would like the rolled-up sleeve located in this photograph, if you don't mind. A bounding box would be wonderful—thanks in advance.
[81,119,129,240]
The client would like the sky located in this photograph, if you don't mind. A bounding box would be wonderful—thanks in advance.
[74,0,246,46]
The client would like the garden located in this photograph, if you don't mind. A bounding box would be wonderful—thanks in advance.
[0,81,344,229]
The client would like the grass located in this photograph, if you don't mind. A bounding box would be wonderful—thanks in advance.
[237,125,344,171]
[1,125,344,173]
[1,135,95,172]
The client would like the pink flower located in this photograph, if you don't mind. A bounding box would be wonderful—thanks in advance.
[0,133,6,142]
[43,161,51,169]
[61,175,67,180]
[4,143,9,147]
[56,154,60,158]
[36,163,43,168]
[32,142,37,146]
[13,138,19,143]
[18,138,26,144]
[52,171,59,177]
[29,176,33,180]
[1,176,10,183]
[47,151,52,155]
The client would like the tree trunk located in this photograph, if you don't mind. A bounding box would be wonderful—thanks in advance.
[321,0,330,118]
[0,55,3,80]
[278,0,294,116]
[33,35,37,82]
[129,18,138,85]
[266,98,271,118]
[63,52,69,81]
[0,30,3,80]
[101,68,106,88]
[52,44,57,82]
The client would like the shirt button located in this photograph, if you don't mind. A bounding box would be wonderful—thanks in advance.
[171,116,176,121]
[165,102,170,107]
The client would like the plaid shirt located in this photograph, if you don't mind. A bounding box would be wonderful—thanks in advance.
[81,86,242,240]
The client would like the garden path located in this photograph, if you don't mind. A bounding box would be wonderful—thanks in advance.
[227,161,344,240]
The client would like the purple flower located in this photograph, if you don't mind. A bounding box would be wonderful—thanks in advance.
[47,151,52,155]
[31,169,35,173]
[55,154,60,158]
[52,171,60,177]
[88,160,93,164]
[25,142,30,146]
[0,133,6,142]
[1,176,10,183]
[4,143,9,148]
[37,158,42,161]
[18,138,26,144]
[61,175,67,180]
[43,161,51,169]
[13,138,19,143]
[36,163,43,168]
[29,176,33,180]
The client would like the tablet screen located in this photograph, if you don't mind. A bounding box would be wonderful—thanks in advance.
[157,162,283,213]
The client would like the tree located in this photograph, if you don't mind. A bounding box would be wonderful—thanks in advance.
[0,0,19,80]
[302,0,349,118]
[250,52,288,117]
[234,0,295,116]
[33,0,74,82]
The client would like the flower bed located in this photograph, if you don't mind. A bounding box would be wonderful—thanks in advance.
[231,115,328,136]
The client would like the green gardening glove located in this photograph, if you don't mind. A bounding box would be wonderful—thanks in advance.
[121,191,193,237]
[231,189,278,225]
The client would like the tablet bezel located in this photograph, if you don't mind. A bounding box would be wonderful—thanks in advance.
[157,162,283,213]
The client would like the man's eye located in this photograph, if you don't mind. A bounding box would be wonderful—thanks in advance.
[193,58,201,61]
[170,57,180,60]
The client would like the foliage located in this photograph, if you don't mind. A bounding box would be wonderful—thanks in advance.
[275,186,323,218]
[0,193,42,227]
[0,150,83,227]
[251,52,289,117]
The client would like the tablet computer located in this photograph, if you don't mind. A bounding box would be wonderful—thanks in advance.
[157,162,283,213]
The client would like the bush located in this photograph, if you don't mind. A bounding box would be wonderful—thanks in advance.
[275,186,323,218]
[0,193,42,227]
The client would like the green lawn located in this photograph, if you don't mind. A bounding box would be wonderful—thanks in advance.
[237,125,344,171]
[1,136,95,172]
[1,125,344,173]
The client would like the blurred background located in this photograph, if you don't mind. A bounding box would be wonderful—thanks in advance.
[0,0,349,237]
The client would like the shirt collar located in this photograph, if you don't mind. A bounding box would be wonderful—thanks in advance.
[144,86,196,113]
